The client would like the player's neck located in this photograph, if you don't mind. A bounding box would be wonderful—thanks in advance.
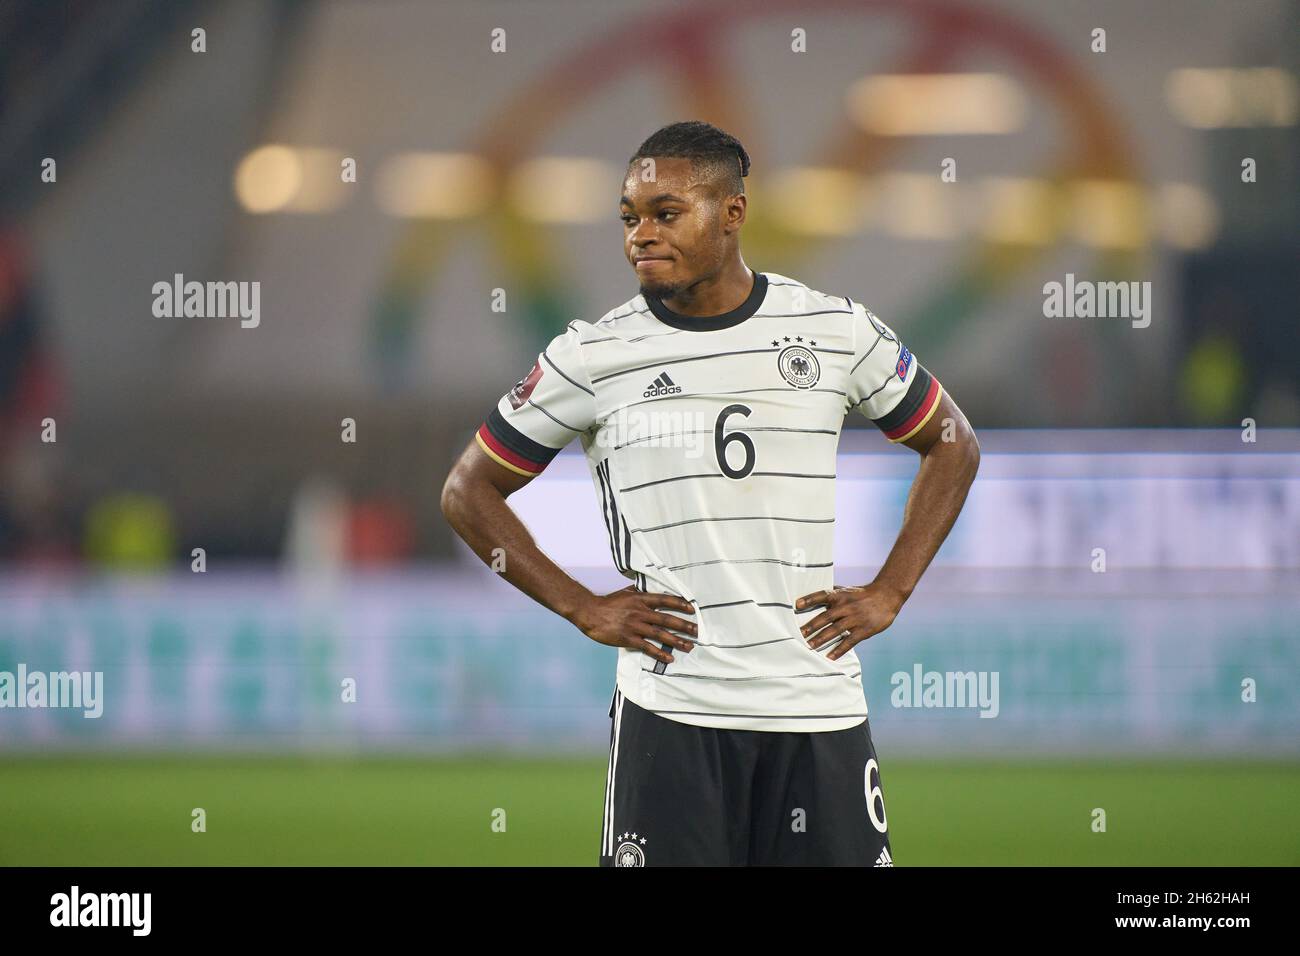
[657,260,754,317]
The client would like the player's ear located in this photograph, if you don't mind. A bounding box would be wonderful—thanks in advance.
[726,192,747,230]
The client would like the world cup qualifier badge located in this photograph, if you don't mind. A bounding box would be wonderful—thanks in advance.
[507,359,544,409]
[777,343,820,388]
[614,832,647,867]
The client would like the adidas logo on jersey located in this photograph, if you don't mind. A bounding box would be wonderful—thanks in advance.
[874,847,894,867]
[642,371,682,398]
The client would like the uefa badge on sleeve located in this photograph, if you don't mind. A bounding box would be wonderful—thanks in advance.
[896,346,913,382]
[614,832,647,867]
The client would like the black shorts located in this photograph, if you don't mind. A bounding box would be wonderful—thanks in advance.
[599,688,893,866]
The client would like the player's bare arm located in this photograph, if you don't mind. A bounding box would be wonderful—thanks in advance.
[440,440,696,665]
[797,389,980,660]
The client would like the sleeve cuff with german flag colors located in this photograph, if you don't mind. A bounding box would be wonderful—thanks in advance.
[872,366,944,443]
[475,407,564,477]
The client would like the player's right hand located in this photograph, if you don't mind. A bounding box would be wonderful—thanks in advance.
[570,585,697,664]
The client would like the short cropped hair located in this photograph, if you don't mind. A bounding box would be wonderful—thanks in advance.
[629,120,750,199]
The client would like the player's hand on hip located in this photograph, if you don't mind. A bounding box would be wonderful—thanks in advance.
[795,583,907,661]
[570,586,697,665]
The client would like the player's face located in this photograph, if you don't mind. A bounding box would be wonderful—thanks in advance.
[620,158,732,299]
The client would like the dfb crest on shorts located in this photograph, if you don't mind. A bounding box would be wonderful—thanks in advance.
[777,344,820,389]
[614,832,646,867]
[507,360,543,409]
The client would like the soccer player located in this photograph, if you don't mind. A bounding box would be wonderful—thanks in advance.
[441,121,980,866]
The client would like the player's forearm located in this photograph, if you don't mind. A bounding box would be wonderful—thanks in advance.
[441,480,594,623]
[871,429,980,605]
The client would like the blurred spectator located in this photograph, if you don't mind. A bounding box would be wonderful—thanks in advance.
[0,228,71,564]
[83,492,176,569]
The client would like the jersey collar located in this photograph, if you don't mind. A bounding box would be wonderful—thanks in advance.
[644,271,768,332]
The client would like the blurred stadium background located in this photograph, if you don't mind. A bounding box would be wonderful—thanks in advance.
[0,0,1297,865]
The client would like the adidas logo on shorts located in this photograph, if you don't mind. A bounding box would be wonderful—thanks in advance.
[643,371,682,398]
[874,847,894,867]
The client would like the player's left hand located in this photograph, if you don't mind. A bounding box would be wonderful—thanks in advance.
[795,583,907,660]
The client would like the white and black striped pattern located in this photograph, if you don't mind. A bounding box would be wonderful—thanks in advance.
[594,458,632,576]
[601,688,626,858]
[483,272,925,732]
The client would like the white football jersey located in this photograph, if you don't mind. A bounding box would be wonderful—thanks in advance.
[476,271,943,731]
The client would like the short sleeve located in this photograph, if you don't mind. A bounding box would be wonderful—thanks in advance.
[475,323,598,476]
[845,300,943,443]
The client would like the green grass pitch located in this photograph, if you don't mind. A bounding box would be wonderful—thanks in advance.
[1,757,1296,865]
